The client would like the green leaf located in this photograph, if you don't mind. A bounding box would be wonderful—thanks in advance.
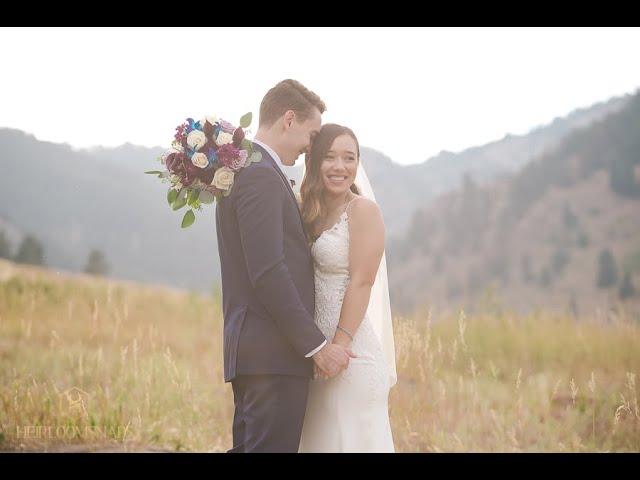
[241,138,253,151]
[181,209,195,228]
[239,112,252,129]
[249,151,262,163]
[145,170,163,175]
[199,190,215,204]
[187,189,199,206]
[172,196,187,210]
[167,189,178,205]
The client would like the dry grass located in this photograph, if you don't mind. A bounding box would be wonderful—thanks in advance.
[0,260,638,452]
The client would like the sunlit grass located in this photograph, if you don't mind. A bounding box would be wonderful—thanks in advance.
[0,262,638,452]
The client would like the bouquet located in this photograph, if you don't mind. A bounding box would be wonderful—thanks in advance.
[145,112,261,228]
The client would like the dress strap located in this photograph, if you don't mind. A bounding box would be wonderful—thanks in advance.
[343,195,360,217]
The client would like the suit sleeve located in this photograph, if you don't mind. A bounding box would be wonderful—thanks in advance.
[233,166,327,357]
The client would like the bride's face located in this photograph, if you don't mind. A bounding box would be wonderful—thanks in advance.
[320,134,359,196]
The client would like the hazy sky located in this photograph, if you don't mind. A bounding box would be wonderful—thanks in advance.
[1,27,639,165]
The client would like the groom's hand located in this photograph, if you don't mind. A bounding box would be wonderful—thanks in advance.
[312,343,356,379]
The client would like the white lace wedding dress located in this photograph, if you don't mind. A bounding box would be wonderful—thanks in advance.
[298,200,395,453]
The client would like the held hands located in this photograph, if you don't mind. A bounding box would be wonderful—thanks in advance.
[312,342,357,380]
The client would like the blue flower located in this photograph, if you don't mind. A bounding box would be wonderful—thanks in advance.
[185,118,202,133]
[207,148,218,166]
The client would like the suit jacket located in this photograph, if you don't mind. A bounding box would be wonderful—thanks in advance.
[215,142,327,382]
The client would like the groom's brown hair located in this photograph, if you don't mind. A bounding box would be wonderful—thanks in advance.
[259,79,326,127]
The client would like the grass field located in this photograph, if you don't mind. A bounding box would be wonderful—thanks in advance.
[0,259,638,452]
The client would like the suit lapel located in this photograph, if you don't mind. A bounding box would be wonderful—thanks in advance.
[252,142,306,232]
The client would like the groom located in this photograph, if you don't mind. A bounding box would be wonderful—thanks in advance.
[215,79,355,453]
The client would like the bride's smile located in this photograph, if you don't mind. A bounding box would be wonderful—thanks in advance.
[320,134,359,195]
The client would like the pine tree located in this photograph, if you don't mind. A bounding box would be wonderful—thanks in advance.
[577,230,589,248]
[619,271,636,299]
[0,230,12,259]
[84,249,110,276]
[521,254,533,283]
[552,248,570,274]
[13,235,45,266]
[609,158,640,197]
[596,249,618,288]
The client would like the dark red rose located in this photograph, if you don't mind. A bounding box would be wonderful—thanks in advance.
[166,152,186,175]
[183,158,202,186]
[202,138,217,154]
[198,166,215,185]
[165,152,178,172]
[203,120,214,138]
[217,144,242,169]
[232,128,245,147]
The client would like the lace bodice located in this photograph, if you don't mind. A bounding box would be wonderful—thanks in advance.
[310,203,387,377]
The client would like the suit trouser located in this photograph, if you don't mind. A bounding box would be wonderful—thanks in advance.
[227,374,310,453]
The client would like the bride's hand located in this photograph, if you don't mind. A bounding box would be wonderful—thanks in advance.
[331,336,353,351]
[314,364,330,380]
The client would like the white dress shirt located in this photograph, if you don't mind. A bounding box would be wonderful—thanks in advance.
[251,138,298,186]
[251,138,327,358]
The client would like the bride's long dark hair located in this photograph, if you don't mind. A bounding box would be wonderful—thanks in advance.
[300,123,361,244]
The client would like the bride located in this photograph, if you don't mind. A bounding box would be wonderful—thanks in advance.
[297,123,398,453]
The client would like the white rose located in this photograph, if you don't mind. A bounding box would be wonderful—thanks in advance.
[191,152,209,169]
[212,166,235,190]
[216,131,233,146]
[200,115,217,127]
[187,130,207,150]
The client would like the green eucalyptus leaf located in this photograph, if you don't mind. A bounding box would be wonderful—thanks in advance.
[181,209,195,228]
[249,151,262,163]
[199,190,215,204]
[172,196,187,210]
[167,189,178,205]
[187,189,199,206]
[239,112,252,129]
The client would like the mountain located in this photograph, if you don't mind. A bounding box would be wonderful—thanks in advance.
[0,129,220,293]
[388,91,640,316]
[0,91,634,302]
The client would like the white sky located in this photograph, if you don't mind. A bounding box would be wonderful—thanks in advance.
[1,27,639,165]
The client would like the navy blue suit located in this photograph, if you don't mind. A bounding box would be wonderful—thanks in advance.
[215,142,327,452]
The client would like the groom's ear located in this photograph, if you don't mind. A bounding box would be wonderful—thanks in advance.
[283,110,295,129]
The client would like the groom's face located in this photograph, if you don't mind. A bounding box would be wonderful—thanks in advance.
[280,108,322,166]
